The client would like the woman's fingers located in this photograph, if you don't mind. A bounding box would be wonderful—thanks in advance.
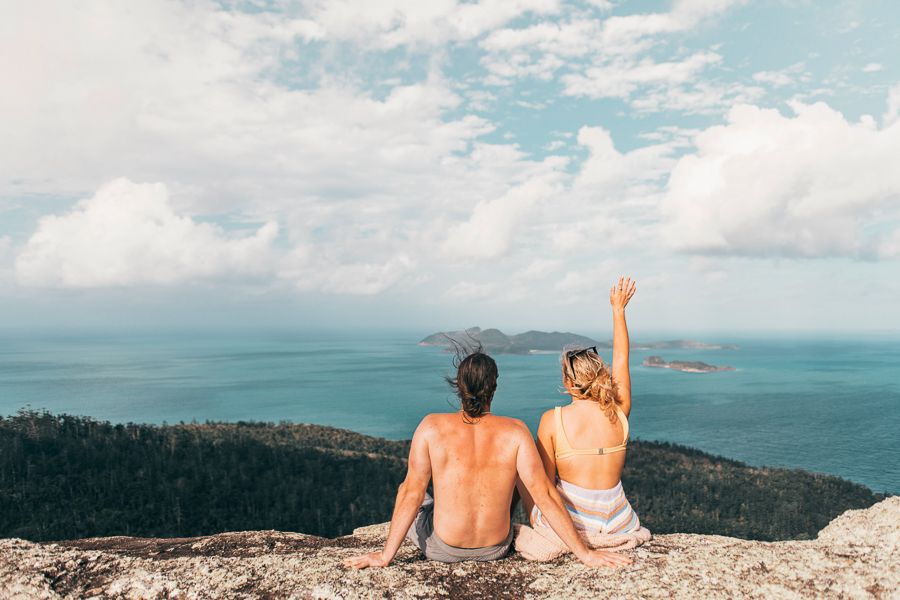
[344,554,369,569]
[611,276,636,306]
[605,553,632,568]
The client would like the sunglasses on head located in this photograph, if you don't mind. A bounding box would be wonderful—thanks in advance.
[565,346,597,377]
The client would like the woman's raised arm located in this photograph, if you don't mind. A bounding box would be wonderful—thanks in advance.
[610,276,636,416]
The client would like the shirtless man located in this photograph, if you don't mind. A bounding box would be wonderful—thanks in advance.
[344,350,633,569]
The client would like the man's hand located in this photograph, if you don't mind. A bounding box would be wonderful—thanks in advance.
[610,276,636,311]
[577,548,634,569]
[343,551,390,569]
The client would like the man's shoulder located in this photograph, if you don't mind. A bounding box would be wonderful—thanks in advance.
[420,412,454,424]
[489,415,531,435]
[417,412,457,432]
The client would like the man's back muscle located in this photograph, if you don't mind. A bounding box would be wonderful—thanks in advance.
[424,413,524,548]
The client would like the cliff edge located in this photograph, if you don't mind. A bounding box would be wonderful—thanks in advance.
[2,497,897,600]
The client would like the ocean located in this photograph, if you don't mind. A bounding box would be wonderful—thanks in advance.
[1,330,897,494]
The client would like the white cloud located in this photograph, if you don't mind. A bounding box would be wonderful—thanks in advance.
[304,255,416,296]
[0,1,497,209]
[751,62,807,89]
[15,179,278,288]
[885,82,900,127]
[562,51,722,99]
[553,260,618,301]
[752,71,791,87]
[574,126,676,189]
[445,281,501,301]
[662,99,900,258]
[863,63,884,73]
[518,258,562,279]
[628,80,765,115]
[599,0,744,47]
[586,0,614,10]
[305,0,560,48]
[480,0,746,112]
[443,172,565,259]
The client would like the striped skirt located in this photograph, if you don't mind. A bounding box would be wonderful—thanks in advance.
[531,479,641,535]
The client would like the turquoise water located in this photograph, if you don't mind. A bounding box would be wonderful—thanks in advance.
[1,331,898,493]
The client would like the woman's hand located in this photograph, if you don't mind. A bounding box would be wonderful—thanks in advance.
[576,548,634,569]
[609,276,636,311]
[343,551,390,569]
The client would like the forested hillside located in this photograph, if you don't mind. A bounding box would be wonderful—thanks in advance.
[0,410,881,542]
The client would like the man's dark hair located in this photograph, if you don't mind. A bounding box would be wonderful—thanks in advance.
[445,341,498,421]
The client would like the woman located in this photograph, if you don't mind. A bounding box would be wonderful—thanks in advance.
[514,276,651,561]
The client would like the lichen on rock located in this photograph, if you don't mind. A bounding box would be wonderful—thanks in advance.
[1,497,898,599]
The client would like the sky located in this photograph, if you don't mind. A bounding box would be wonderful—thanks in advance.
[1,0,899,335]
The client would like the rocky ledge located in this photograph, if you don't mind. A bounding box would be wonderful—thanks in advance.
[1,497,897,600]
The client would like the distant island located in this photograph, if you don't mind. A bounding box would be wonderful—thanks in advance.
[420,327,738,354]
[643,355,736,373]
[418,327,607,354]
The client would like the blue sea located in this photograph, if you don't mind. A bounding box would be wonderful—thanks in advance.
[1,330,898,494]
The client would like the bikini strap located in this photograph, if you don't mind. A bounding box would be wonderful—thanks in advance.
[553,406,573,458]
[556,404,630,459]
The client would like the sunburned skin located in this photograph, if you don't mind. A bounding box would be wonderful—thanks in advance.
[424,412,523,548]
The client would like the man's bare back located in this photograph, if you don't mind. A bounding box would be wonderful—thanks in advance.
[423,412,524,547]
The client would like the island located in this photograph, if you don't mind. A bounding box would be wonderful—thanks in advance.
[418,327,608,355]
[643,355,735,373]
[420,327,739,355]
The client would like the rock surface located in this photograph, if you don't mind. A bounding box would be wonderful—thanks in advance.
[1,497,898,599]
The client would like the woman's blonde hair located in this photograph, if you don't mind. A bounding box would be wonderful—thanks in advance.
[561,345,619,422]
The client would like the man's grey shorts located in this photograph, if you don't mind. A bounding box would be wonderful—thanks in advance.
[405,493,513,563]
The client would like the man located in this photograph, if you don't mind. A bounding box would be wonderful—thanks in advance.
[344,351,632,569]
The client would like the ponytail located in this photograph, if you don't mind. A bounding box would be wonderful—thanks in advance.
[445,345,498,421]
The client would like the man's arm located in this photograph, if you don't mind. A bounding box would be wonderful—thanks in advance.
[516,411,557,518]
[344,418,433,569]
[515,423,632,568]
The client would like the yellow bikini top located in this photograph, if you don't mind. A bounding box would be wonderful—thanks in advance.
[554,404,629,459]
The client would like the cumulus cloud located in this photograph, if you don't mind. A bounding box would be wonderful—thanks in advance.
[574,126,676,190]
[443,173,565,259]
[0,1,496,208]
[661,99,900,258]
[15,179,278,288]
